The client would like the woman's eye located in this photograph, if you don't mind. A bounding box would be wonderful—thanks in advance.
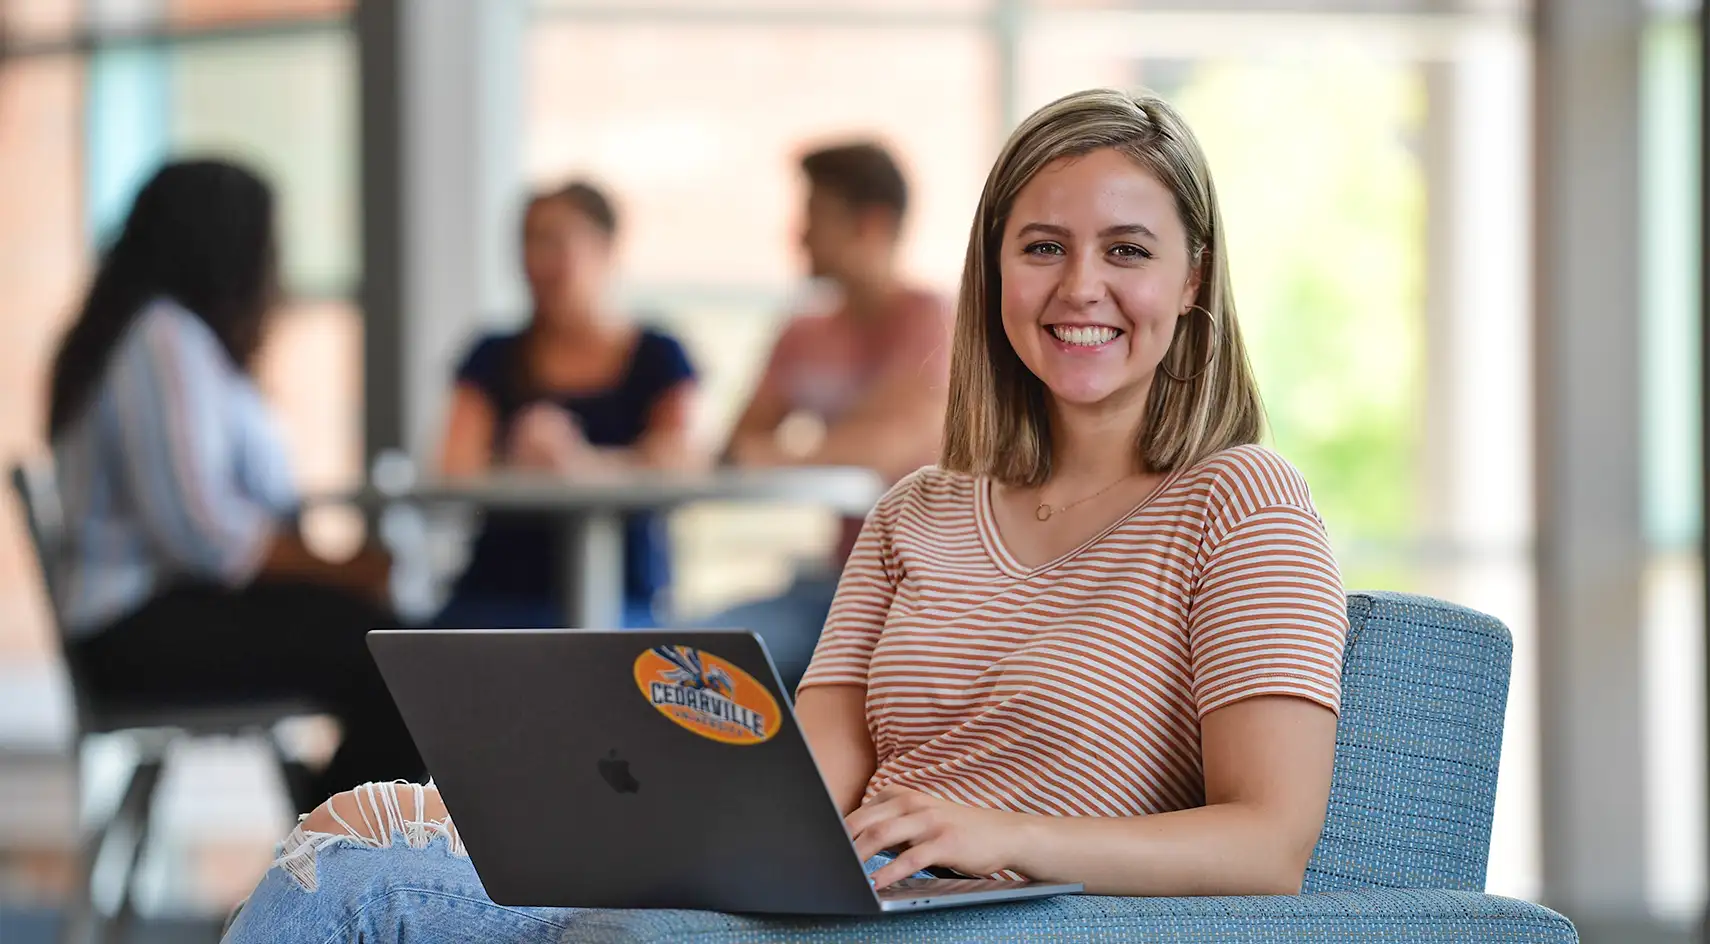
[1023,241,1064,256]
[1109,243,1153,260]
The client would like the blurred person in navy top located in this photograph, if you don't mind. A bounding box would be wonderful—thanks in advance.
[434,181,700,629]
[46,160,422,811]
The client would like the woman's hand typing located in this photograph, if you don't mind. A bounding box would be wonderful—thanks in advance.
[846,786,1031,889]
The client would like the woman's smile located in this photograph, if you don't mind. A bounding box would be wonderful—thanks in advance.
[1043,321,1127,352]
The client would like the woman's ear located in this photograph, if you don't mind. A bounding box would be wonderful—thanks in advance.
[1179,248,1205,311]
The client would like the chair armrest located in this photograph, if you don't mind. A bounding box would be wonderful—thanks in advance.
[560,888,1578,943]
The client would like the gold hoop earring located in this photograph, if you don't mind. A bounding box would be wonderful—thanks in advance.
[1160,305,1218,383]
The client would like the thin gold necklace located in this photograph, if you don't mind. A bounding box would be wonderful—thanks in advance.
[1034,473,1134,522]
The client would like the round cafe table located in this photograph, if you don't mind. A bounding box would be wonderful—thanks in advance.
[345,465,885,628]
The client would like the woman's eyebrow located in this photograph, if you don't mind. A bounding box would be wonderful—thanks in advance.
[1014,221,1158,240]
[1099,223,1158,240]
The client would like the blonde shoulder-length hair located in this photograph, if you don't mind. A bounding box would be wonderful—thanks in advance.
[940,88,1264,487]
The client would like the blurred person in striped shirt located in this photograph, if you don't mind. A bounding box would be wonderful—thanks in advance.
[45,160,421,812]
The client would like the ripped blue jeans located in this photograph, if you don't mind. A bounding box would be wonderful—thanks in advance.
[221,782,925,944]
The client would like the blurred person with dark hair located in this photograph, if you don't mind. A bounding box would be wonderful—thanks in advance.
[703,141,952,690]
[434,180,700,630]
[46,159,422,810]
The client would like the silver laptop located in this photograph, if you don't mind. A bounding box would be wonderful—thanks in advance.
[366,627,1082,915]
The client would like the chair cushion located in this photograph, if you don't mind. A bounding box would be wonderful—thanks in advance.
[1304,592,1512,892]
[557,889,1577,943]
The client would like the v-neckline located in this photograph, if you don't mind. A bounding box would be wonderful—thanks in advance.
[973,469,1186,578]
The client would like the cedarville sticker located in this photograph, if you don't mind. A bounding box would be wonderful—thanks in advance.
[634,645,781,746]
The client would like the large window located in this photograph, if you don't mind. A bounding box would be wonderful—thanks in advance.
[166,31,359,294]
[84,29,358,294]
[1135,61,1426,576]
[1639,5,1703,920]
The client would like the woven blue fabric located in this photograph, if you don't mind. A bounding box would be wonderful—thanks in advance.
[552,592,1577,944]
[557,889,1576,943]
[1303,592,1511,893]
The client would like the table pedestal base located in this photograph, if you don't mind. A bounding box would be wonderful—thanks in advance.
[559,512,625,628]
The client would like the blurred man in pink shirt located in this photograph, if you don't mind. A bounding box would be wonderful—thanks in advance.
[705,142,952,689]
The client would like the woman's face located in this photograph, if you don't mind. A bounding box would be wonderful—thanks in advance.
[523,198,612,323]
[998,147,1200,414]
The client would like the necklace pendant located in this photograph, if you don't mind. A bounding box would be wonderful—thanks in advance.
[1034,503,1054,522]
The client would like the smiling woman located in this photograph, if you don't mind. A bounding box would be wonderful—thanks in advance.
[1004,157,1200,401]
[220,89,1346,941]
[943,95,1263,501]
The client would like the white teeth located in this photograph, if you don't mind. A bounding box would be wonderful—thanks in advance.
[1049,325,1120,346]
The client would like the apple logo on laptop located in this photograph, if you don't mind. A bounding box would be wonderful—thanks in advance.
[598,749,640,794]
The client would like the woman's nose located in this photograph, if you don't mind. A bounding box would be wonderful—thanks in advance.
[1055,253,1107,309]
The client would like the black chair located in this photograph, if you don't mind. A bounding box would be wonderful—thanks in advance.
[9,460,319,944]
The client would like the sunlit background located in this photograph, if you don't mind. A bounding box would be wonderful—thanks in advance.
[0,0,1701,941]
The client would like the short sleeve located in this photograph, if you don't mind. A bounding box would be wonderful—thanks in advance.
[1187,504,1348,718]
[634,329,697,402]
[796,475,915,690]
[452,333,515,398]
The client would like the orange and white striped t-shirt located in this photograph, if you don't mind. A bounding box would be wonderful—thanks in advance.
[798,444,1347,829]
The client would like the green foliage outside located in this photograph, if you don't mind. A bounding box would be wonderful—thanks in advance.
[1169,61,1428,586]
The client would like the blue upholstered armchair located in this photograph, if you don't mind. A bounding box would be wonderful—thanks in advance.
[551,592,1579,943]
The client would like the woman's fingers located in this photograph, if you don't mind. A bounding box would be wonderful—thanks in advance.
[851,810,933,863]
[869,841,941,890]
[506,405,585,470]
[842,788,907,838]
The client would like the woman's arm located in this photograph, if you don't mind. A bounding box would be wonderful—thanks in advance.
[255,530,392,605]
[438,383,498,478]
[574,380,706,473]
[723,337,795,467]
[1015,695,1337,895]
[854,695,1337,893]
[794,685,877,816]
